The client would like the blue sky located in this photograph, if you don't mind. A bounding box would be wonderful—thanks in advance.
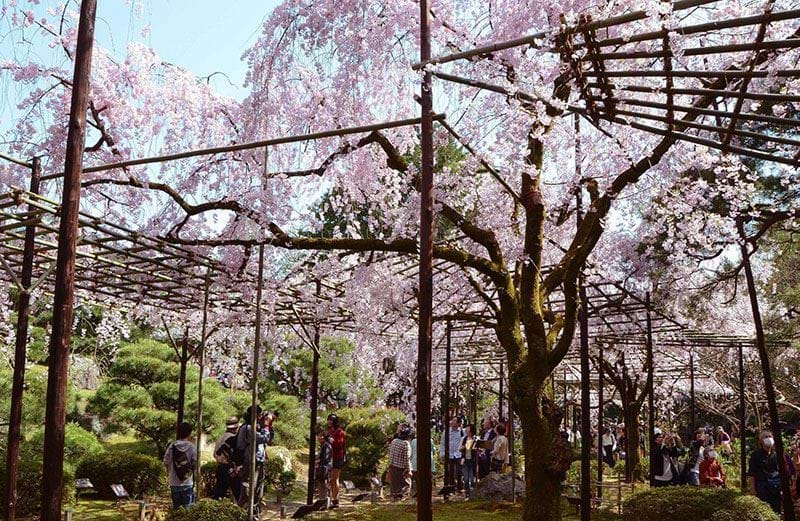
[92,0,281,99]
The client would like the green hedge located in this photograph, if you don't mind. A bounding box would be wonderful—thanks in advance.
[75,451,165,499]
[165,499,248,521]
[28,423,103,465]
[623,486,779,521]
[0,449,75,517]
[335,407,407,483]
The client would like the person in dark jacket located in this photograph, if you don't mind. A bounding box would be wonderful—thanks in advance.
[315,428,333,500]
[749,430,783,513]
[477,417,497,480]
[652,432,683,487]
[237,406,269,509]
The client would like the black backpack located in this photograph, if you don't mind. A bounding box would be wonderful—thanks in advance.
[172,444,194,481]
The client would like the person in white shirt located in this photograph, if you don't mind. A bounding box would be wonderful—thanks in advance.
[439,417,464,490]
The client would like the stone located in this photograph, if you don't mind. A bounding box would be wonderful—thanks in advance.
[472,472,526,501]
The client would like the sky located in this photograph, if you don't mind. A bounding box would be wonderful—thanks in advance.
[0,0,281,130]
[92,0,281,100]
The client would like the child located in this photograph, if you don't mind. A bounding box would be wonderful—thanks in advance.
[315,428,333,500]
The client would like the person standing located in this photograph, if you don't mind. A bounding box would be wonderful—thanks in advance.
[601,427,616,467]
[237,406,269,509]
[460,424,477,499]
[652,432,682,487]
[314,428,333,500]
[328,413,347,507]
[490,423,509,473]
[686,428,707,486]
[163,422,198,509]
[212,416,241,500]
[477,417,497,480]
[439,417,464,490]
[388,426,413,499]
[748,430,783,513]
[699,449,726,488]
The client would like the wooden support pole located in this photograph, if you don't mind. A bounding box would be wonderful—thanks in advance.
[575,127,593,516]
[416,0,434,517]
[194,277,210,489]
[443,321,452,487]
[249,244,265,520]
[739,226,796,521]
[646,292,656,489]
[4,157,41,521]
[689,352,696,434]
[597,343,604,498]
[499,360,504,422]
[738,342,747,492]
[176,327,189,435]
[306,280,322,506]
[41,1,97,519]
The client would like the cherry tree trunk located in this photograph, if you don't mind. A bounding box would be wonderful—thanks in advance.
[622,404,642,481]
[513,369,571,521]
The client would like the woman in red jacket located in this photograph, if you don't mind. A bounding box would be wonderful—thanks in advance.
[327,413,347,507]
[700,449,727,488]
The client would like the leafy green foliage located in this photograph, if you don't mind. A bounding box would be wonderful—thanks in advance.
[28,423,103,464]
[0,365,79,431]
[88,339,240,453]
[258,393,309,449]
[335,407,408,481]
[0,445,76,517]
[165,499,248,521]
[264,336,381,409]
[622,486,779,521]
[75,451,166,499]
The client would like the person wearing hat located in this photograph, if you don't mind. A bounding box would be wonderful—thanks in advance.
[212,416,241,500]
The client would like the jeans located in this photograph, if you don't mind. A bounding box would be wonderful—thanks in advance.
[446,458,463,489]
[756,480,782,513]
[213,463,241,500]
[238,463,265,509]
[170,484,195,510]
[462,459,476,497]
[688,470,700,486]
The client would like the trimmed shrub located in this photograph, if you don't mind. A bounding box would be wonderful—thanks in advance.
[28,423,103,465]
[0,448,75,517]
[165,499,248,521]
[259,393,309,449]
[76,451,165,499]
[334,407,407,482]
[623,486,779,521]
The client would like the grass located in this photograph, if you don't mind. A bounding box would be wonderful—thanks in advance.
[71,499,124,521]
[102,432,158,457]
[311,500,622,521]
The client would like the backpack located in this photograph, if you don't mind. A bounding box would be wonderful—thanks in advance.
[215,432,236,464]
[171,444,194,481]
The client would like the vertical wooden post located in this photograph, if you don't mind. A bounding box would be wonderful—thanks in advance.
[738,342,747,492]
[498,360,504,421]
[509,384,516,502]
[443,321,452,487]
[176,327,189,435]
[5,157,41,521]
[689,351,696,434]
[248,244,265,520]
[645,292,656,488]
[306,280,322,505]
[194,277,210,489]
[575,139,592,518]
[41,2,97,519]
[417,1,434,518]
[738,226,795,520]
[597,343,604,498]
